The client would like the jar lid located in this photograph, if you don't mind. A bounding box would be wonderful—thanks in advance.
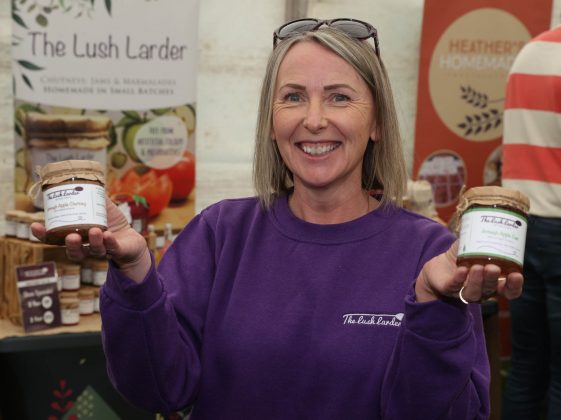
[30,212,45,223]
[39,160,105,186]
[78,288,95,298]
[5,210,25,219]
[59,291,79,299]
[458,186,530,214]
[61,264,81,274]
[81,258,95,268]
[92,260,109,269]
[59,297,80,307]
[19,212,33,223]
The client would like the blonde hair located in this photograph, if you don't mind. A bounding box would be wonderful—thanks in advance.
[253,27,407,208]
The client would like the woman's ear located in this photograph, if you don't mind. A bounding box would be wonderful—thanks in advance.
[370,123,380,142]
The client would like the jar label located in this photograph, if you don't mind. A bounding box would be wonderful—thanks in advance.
[79,299,95,315]
[93,271,107,286]
[458,208,527,266]
[43,184,107,230]
[61,308,80,325]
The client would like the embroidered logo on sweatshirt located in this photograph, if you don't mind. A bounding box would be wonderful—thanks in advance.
[342,313,404,327]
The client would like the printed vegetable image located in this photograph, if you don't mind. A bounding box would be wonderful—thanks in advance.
[107,165,173,218]
[155,150,195,202]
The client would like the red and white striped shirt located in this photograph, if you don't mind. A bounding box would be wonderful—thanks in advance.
[502,26,561,218]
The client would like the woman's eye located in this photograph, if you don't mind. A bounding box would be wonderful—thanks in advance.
[284,93,301,102]
[333,94,350,102]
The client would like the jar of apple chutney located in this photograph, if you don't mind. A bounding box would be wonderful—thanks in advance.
[456,186,530,276]
[39,160,107,245]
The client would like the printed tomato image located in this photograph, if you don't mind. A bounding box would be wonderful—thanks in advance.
[107,165,173,217]
[156,150,196,202]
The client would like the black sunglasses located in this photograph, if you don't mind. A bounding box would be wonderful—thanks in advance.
[273,18,380,57]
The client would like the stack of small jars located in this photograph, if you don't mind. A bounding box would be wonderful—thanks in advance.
[4,210,45,242]
[57,258,108,326]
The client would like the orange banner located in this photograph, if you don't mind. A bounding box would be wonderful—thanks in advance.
[413,0,552,221]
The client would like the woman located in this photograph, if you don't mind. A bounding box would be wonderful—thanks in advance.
[32,18,522,419]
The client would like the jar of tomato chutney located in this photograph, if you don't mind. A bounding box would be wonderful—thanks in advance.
[39,160,107,245]
[456,186,530,276]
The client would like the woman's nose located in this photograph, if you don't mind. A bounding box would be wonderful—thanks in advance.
[303,100,327,132]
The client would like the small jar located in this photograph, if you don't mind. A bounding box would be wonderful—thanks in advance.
[80,259,94,285]
[4,210,21,237]
[78,288,95,315]
[39,160,107,245]
[60,297,80,325]
[456,186,530,276]
[60,264,81,291]
[29,212,45,242]
[93,287,100,312]
[92,260,108,286]
[16,212,31,240]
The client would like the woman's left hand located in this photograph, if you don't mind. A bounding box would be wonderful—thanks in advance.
[415,241,524,304]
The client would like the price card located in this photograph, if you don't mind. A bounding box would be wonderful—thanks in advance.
[16,262,61,332]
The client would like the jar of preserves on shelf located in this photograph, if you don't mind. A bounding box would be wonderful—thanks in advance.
[4,210,21,237]
[92,259,108,286]
[456,186,530,276]
[16,212,31,240]
[80,258,94,285]
[78,287,95,316]
[60,297,80,326]
[60,264,81,291]
[37,160,107,245]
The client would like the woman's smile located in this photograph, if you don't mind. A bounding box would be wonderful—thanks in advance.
[297,141,341,157]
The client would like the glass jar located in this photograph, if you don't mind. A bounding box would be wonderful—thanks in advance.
[16,212,31,240]
[78,287,95,315]
[456,186,530,276]
[60,297,80,325]
[80,258,94,285]
[38,160,107,245]
[92,260,108,286]
[60,264,81,291]
[4,210,21,237]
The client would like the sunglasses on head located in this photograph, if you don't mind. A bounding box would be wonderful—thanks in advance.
[273,18,380,57]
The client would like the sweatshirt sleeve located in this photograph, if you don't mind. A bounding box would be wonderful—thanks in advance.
[100,212,216,414]
[380,222,490,419]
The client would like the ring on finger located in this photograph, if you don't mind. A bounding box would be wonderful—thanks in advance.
[459,286,470,304]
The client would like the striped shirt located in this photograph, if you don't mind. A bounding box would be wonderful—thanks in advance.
[502,26,561,218]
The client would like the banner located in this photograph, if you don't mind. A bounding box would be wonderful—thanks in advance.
[413,0,552,221]
[12,0,199,233]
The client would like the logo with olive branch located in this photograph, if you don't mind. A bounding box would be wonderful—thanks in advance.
[11,0,158,92]
[456,85,503,137]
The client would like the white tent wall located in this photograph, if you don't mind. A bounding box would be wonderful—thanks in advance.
[1,0,560,226]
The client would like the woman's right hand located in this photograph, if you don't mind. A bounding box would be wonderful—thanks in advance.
[31,197,152,283]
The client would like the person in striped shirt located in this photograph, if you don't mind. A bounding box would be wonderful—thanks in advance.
[501,23,561,420]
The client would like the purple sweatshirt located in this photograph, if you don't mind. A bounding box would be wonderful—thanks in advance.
[100,195,490,419]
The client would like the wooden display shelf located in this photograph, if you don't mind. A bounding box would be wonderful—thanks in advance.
[0,314,102,354]
[0,313,101,342]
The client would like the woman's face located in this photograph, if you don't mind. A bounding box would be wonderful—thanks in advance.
[272,41,377,193]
